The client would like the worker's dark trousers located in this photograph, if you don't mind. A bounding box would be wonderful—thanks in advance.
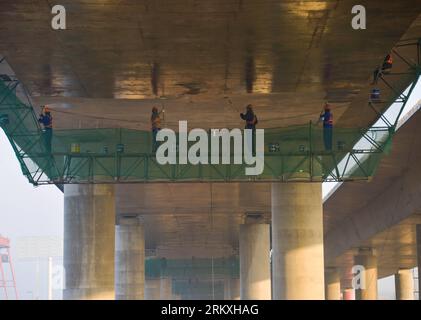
[43,128,52,154]
[245,125,256,156]
[152,128,160,153]
[323,127,333,151]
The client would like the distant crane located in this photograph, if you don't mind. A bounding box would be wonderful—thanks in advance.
[0,235,18,300]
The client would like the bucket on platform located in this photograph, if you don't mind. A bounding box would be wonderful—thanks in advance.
[71,143,80,153]
[103,146,109,154]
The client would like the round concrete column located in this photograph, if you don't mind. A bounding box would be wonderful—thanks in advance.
[354,249,377,300]
[115,216,145,300]
[63,184,115,300]
[342,288,355,300]
[239,223,271,300]
[416,225,421,300]
[224,277,240,300]
[395,269,414,300]
[145,279,161,300]
[271,183,324,300]
[325,268,341,300]
[160,277,173,300]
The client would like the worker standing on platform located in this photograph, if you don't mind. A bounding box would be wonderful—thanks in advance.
[372,53,393,84]
[240,104,258,155]
[151,106,163,153]
[320,103,333,151]
[240,104,258,130]
[38,106,53,154]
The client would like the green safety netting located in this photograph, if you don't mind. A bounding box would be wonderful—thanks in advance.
[0,79,394,184]
[145,257,240,279]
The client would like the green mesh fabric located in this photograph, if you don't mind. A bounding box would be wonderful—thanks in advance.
[0,80,393,184]
[145,257,240,279]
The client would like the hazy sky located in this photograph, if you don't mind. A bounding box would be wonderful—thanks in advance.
[0,130,63,299]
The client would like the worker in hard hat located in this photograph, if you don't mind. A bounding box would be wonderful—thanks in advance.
[151,106,163,153]
[240,104,258,130]
[320,103,333,151]
[240,104,258,155]
[38,106,53,154]
[372,53,393,85]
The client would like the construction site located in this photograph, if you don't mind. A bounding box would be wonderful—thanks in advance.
[1,0,421,300]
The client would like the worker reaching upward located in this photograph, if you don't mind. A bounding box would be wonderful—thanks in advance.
[38,106,53,154]
[240,104,258,130]
[151,106,163,152]
[372,53,393,85]
[320,103,333,151]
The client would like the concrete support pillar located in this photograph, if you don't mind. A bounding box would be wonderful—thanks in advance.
[354,248,377,300]
[115,216,145,300]
[63,184,115,300]
[325,268,341,300]
[239,223,271,300]
[224,277,240,300]
[145,279,161,300]
[160,277,173,300]
[395,269,414,300]
[340,266,355,300]
[271,183,324,300]
[417,225,421,300]
[231,278,240,300]
[342,289,355,300]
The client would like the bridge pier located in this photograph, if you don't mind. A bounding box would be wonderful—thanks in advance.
[160,277,173,300]
[395,269,414,300]
[224,277,240,300]
[145,278,161,300]
[342,288,355,300]
[340,266,355,300]
[271,183,324,299]
[239,222,271,300]
[115,216,145,300]
[416,225,421,300]
[325,267,341,300]
[63,184,115,300]
[354,248,378,300]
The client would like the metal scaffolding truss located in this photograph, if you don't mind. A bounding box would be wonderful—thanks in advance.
[0,39,420,184]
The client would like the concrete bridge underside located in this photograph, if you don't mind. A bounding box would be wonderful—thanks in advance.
[1,1,421,299]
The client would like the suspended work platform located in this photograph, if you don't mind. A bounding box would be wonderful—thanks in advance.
[0,40,420,185]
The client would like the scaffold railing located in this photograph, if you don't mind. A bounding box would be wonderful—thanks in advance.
[0,39,420,185]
